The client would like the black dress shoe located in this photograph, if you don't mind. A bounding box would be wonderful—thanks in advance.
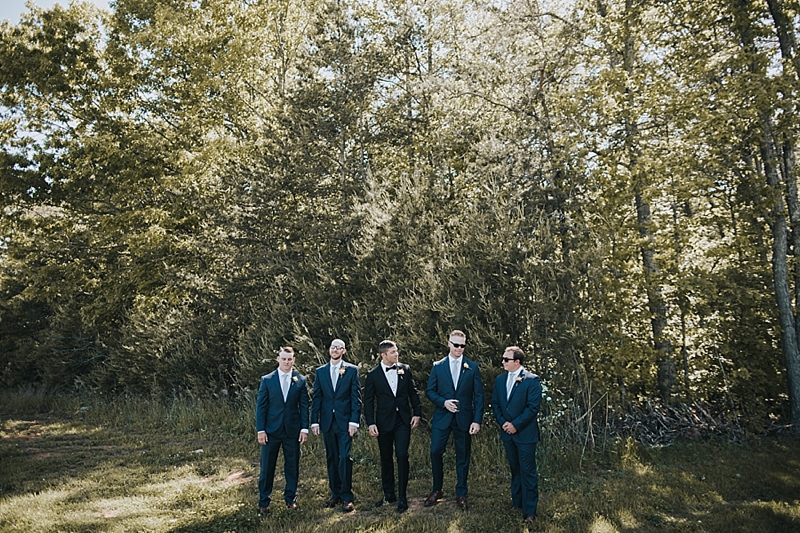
[396,498,409,513]
[375,494,397,507]
[524,514,536,523]
[324,497,341,508]
[456,495,468,511]
[258,506,270,515]
[286,501,299,510]
[342,501,355,512]
[423,490,443,507]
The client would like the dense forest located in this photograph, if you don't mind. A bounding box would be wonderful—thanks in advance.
[1,0,799,431]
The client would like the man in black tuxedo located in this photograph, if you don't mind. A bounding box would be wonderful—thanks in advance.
[363,340,422,513]
[255,346,309,515]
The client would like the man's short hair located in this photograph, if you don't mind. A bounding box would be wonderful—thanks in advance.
[378,340,397,356]
[449,329,466,339]
[504,346,525,363]
[279,346,295,356]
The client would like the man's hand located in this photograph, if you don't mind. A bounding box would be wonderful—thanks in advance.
[348,424,358,437]
[311,425,320,437]
[369,424,379,437]
[410,416,421,430]
[298,432,308,444]
[468,423,481,435]
[257,431,268,445]
[502,421,517,434]
[444,400,459,413]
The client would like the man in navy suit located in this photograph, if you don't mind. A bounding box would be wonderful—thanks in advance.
[310,338,362,512]
[363,340,422,513]
[255,346,309,515]
[424,330,484,511]
[492,346,542,524]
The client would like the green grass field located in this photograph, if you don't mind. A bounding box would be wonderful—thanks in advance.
[1,392,798,532]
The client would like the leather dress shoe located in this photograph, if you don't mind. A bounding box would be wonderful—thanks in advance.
[324,497,341,508]
[286,501,299,510]
[375,494,397,507]
[456,495,468,511]
[258,506,270,515]
[396,498,409,513]
[423,490,443,507]
[524,514,536,523]
[342,501,355,512]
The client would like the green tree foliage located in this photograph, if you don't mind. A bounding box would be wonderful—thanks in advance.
[1,0,799,430]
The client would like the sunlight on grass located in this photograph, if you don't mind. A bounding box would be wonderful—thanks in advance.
[616,509,640,528]
[589,514,619,533]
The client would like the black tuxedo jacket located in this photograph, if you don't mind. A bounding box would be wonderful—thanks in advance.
[363,362,422,432]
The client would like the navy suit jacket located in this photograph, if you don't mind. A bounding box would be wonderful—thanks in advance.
[311,361,362,433]
[363,362,422,432]
[426,356,485,431]
[491,369,541,443]
[255,369,310,437]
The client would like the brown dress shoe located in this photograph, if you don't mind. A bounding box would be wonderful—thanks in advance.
[286,501,299,510]
[258,506,270,515]
[342,501,355,512]
[456,495,468,511]
[324,497,341,508]
[524,514,536,523]
[423,490,443,507]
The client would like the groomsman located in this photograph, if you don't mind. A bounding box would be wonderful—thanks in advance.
[424,330,484,511]
[363,340,422,513]
[492,346,542,524]
[255,347,309,515]
[310,339,362,512]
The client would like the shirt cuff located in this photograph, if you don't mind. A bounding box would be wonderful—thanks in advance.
[257,430,266,435]
[311,423,319,429]
[300,429,309,434]
[349,422,359,428]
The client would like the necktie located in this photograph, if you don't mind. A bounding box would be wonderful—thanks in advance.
[451,358,459,389]
[331,364,339,391]
[282,373,290,401]
[385,365,397,372]
[506,372,515,400]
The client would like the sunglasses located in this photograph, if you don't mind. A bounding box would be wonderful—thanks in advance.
[502,357,515,362]
[450,342,466,349]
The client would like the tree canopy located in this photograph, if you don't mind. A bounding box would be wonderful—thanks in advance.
[2,0,799,430]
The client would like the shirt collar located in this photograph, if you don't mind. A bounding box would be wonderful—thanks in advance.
[279,369,293,378]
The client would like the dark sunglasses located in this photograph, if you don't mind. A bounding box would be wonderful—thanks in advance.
[501,357,515,362]
[450,342,466,349]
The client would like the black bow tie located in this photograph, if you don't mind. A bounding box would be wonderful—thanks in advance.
[385,365,397,372]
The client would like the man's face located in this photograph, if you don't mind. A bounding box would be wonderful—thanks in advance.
[329,341,346,361]
[277,351,295,373]
[381,345,399,366]
[501,350,522,372]
[449,336,466,358]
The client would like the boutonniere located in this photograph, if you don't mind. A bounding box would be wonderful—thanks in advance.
[397,369,405,376]
[515,376,523,384]
[339,366,346,376]
[463,362,469,370]
[292,376,298,383]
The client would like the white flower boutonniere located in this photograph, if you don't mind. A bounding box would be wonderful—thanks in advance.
[463,362,469,371]
[397,369,405,376]
[339,366,346,377]
[292,376,298,383]
[515,376,523,384]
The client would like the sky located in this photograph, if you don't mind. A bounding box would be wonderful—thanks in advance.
[1,0,110,24]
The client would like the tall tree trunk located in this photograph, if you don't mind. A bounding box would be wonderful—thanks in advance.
[622,0,675,403]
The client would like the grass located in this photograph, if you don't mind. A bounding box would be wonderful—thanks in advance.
[1,390,799,532]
